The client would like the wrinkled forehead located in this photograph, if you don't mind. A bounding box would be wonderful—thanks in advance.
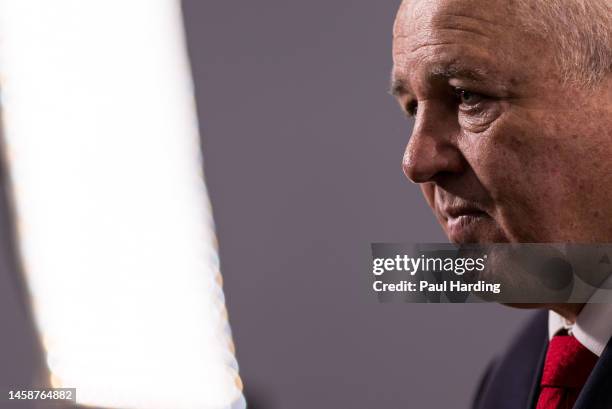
[393,0,513,39]
[392,0,531,88]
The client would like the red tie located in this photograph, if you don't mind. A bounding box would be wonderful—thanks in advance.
[536,335,598,409]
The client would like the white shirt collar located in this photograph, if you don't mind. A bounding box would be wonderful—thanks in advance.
[549,301,612,357]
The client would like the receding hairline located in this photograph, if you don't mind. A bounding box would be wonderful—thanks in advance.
[515,0,612,87]
[395,0,612,88]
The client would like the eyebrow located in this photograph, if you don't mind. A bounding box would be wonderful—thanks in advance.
[389,78,408,97]
[390,62,492,97]
[431,63,489,81]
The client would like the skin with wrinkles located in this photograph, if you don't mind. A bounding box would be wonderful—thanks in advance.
[392,0,612,319]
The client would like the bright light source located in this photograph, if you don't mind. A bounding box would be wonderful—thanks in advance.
[0,1,245,408]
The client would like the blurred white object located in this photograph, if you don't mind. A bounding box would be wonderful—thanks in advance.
[0,1,245,408]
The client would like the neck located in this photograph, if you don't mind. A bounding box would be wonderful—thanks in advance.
[550,303,585,323]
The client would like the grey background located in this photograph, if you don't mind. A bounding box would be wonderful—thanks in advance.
[0,1,530,408]
[182,1,529,408]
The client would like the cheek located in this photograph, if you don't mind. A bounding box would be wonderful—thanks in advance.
[484,139,564,201]
[461,115,573,240]
[458,102,502,134]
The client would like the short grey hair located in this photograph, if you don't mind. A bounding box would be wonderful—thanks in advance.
[516,0,612,87]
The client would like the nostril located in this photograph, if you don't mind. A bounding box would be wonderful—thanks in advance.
[404,165,433,184]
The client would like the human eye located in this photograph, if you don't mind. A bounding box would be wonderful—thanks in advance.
[454,88,486,109]
[453,87,502,133]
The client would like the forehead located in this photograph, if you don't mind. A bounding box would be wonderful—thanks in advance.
[392,0,530,89]
[393,0,513,38]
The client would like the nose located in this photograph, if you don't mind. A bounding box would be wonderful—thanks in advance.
[402,104,465,183]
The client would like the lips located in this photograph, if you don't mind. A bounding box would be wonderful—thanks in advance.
[442,204,490,243]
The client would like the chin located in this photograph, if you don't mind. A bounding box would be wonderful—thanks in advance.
[444,222,509,244]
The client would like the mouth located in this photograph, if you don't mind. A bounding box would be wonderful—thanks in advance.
[442,205,490,243]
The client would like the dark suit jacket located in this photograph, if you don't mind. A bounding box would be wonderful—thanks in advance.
[472,310,612,409]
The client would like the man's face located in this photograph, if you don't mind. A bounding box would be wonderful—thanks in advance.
[392,0,612,244]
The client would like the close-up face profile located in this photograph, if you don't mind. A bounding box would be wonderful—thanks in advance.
[4,2,612,409]
[392,0,612,244]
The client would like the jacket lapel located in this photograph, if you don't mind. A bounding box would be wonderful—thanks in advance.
[476,311,549,409]
[574,337,612,409]
[526,337,548,409]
